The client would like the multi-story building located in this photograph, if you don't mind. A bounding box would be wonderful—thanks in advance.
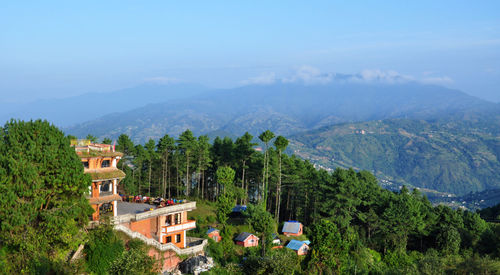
[73,140,125,221]
[72,140,204,254]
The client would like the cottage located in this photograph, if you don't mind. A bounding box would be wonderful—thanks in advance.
[282,221,303,236]
[286,239,309,255]
[207,228,221,242]
[234,232,259,247]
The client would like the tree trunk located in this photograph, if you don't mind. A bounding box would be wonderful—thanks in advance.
[201,170,205,200]
[197,158,201,198]
[166,154,170,198]
[185,154,190,197]
[148,159,152,197]
[176,157,179,197]
[241,160,246,205]
[262,150,266,205]
[275,150,282,223]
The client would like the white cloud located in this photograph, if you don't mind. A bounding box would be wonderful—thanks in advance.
[421,76,454,85]
[240,66,454,87]
[241,72,277,85]
[354,69,414,83]
[282,65,334,84]
[143,76,182,84]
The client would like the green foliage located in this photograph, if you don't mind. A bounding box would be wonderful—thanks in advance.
[108,245,157,275]
[0,120,93,272]
[245,204,275,256]
[217,166,236,188]
[242,248,301,275]
[117,134,135,155]
[308,219,350,274]
[102,137,112,144]
[86,134,98,143]
[216,166,236,225]
[85,224,125,274]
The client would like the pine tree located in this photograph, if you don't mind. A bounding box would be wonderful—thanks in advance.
[0,120,93,272]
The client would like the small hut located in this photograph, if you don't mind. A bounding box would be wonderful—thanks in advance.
[207,228,221,242]
[286,239,309,255]
[282,221,303,236]
[234,232,259,247]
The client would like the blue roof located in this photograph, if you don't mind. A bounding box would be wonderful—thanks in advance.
[232,205,247,212]
[286,240,307,251]
[207,227,219,234]
[282,221,302,234]
[303,240,311,245]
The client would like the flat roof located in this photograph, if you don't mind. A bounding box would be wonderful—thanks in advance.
[117,201,157,215]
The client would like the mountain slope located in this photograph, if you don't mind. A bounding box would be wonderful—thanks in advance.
[66,82,498,142]
[289,119,500,195]
[0,83,207,127]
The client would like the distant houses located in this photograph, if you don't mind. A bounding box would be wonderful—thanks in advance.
[286,239,309,255]
[207,228,221,242]
[282,221,303,236]
[234,232,259,247]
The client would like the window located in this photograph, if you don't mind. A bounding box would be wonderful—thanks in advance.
[101,160,110,168]
[100,181,111,192]
[176,234,181,243]
[175,213,181,224]
[82,161,89,168]
[166,236,172,243]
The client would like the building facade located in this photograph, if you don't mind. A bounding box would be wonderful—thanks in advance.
[73,140,125,221]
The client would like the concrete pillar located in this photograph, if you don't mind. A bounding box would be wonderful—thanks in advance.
[113,200,117,217]
[113,179,117,194]
[183,230,186,248]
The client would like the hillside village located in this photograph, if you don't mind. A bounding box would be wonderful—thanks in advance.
[75,139,312,273]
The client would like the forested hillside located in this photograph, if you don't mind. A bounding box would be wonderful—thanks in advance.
[66,82,497,143]
[289,119,500,195]
[109,130,500,274]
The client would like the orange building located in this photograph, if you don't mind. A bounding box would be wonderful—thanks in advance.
[74,140,203,259]
[234,232,259,247]
[73,140,125,221]
[207,228,221,242]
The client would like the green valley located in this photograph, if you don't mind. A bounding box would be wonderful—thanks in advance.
[289,118,500,196]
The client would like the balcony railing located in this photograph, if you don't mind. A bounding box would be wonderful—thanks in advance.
[162,220,196,234]
[114,224,207,254]
[99,191,113,197]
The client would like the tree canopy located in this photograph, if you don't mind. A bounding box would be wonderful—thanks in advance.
[0,120,93,272]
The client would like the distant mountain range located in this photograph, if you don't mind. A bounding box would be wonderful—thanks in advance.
[0,83,207,127]
[289,118,500,196]
[65,82,499,142]
[9,80,499,197]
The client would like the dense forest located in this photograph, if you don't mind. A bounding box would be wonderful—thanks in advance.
[97,129,500,273]
[1,121,500,274]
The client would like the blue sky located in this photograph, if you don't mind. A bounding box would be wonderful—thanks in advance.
[1,1,499,102]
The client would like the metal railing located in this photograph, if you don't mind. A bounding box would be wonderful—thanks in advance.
[112,201,197,224]
[114,224,207,255]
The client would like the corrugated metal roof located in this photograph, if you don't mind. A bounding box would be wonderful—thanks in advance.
[234,232,257,242]
[286,240,306,251]
[282,221,301,234]
[303,240,311,245]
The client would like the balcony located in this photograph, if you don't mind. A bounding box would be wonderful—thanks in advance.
[99,191,113,197]
[162,220,196,234]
